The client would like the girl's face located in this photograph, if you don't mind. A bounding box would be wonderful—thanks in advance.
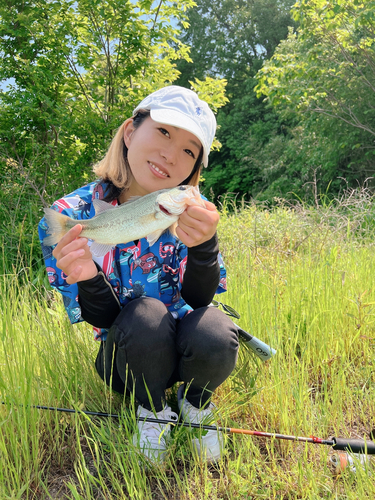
[122,116,202,199]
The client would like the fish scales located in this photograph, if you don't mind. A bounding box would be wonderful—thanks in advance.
[80,195,171,244]
[60,193,172,244]
[43,186,205,257]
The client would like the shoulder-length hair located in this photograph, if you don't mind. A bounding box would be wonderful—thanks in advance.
[93,110,204,202]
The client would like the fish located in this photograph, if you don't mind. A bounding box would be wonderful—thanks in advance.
[43,185,206,257]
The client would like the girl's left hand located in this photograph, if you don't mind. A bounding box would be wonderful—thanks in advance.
[176,200,220,247]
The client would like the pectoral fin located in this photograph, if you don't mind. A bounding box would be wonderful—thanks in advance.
[89,241,114,257]
[146,229,164,246]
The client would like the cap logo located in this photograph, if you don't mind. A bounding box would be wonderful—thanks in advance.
[195,106,202,116]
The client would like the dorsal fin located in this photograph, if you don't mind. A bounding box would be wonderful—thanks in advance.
[93,199,117,215]
[119,195,142,206]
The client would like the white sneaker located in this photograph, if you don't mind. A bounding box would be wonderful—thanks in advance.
[177,384,224,462]
[133,405,178,463]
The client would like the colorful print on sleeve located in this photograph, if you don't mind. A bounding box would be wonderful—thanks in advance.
[39,181,227,340]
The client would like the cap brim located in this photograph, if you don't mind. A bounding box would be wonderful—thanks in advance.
[150,109,208,167]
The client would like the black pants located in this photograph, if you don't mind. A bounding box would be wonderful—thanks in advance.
[95,297,239,412]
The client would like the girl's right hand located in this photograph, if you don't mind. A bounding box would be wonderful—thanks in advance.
[52,225,98,285]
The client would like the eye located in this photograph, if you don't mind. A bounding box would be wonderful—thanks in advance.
[159,128,170,138]
[184,149,196,159]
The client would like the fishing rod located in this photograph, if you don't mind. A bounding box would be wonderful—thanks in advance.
[210,300,277,362]
[3,402,375,455]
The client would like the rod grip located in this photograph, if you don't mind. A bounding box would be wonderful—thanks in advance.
[236,326,277,361]
[332,437,375,455]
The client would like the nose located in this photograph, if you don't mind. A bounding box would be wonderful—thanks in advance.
[160,145,177,165]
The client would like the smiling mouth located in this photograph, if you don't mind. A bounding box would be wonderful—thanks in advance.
[149,162,169,177]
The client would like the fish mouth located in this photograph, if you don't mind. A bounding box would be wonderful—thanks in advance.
[158,204,172,216]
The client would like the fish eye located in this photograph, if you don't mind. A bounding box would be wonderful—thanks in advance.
[178,186,187,191]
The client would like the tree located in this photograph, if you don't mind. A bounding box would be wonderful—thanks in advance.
[255,0,375,197]
[176,0,297,87]
[174,0,298,199]
[0,0,228,268]
[0,0,193,193]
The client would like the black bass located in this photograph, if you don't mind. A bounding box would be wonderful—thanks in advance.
[43,185,205,257]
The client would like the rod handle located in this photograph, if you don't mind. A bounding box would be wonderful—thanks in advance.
[236,325,277,361]
[332,437,375,455]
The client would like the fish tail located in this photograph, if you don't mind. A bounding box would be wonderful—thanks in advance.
[43,208,73,246]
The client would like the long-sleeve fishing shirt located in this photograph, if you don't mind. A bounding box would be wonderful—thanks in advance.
[38,181,227,341]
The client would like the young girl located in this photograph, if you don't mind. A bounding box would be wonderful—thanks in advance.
[38,86,239,463]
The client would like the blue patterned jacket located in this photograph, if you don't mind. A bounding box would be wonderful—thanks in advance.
[38,181,227,340]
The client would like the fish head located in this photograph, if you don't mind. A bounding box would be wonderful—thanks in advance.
[155,185,205,217]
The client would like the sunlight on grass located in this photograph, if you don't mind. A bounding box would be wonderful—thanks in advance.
[1,197,375,498]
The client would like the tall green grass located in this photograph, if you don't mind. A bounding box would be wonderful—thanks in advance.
[1,193,375,498]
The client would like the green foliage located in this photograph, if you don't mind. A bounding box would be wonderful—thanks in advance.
[202,79,287,199]
[2,198,375,496]
[177,0,375,202]
[175,0,297,86]
[0,0,194,180]
[255,0,375,198]
[175,0,298,200]
[0,0,228,270]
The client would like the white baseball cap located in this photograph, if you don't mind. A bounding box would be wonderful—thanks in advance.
[133,85,217,167]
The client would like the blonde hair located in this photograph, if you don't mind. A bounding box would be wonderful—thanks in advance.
[186,168,201,187]
[93,121,132,190]
[93,111,203,196]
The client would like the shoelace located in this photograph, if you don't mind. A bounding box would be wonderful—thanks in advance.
[141,408,178,438]
[184,403,215,425]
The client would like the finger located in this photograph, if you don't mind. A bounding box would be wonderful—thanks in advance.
[184,205,208,222]
[178,212,196,231]
[176,225,207,248]
[178,208,210,230]
[185,205,219,225]
[65,266,83,285]
[179,209,218,236]
[202,200,218,212]
[54,235,88,262]
[177,220,212,248]
[53,224,83,256]
[57,248,86,273]
[58,236,89,259]
[176,225,195,247]
[177,218,205,239]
